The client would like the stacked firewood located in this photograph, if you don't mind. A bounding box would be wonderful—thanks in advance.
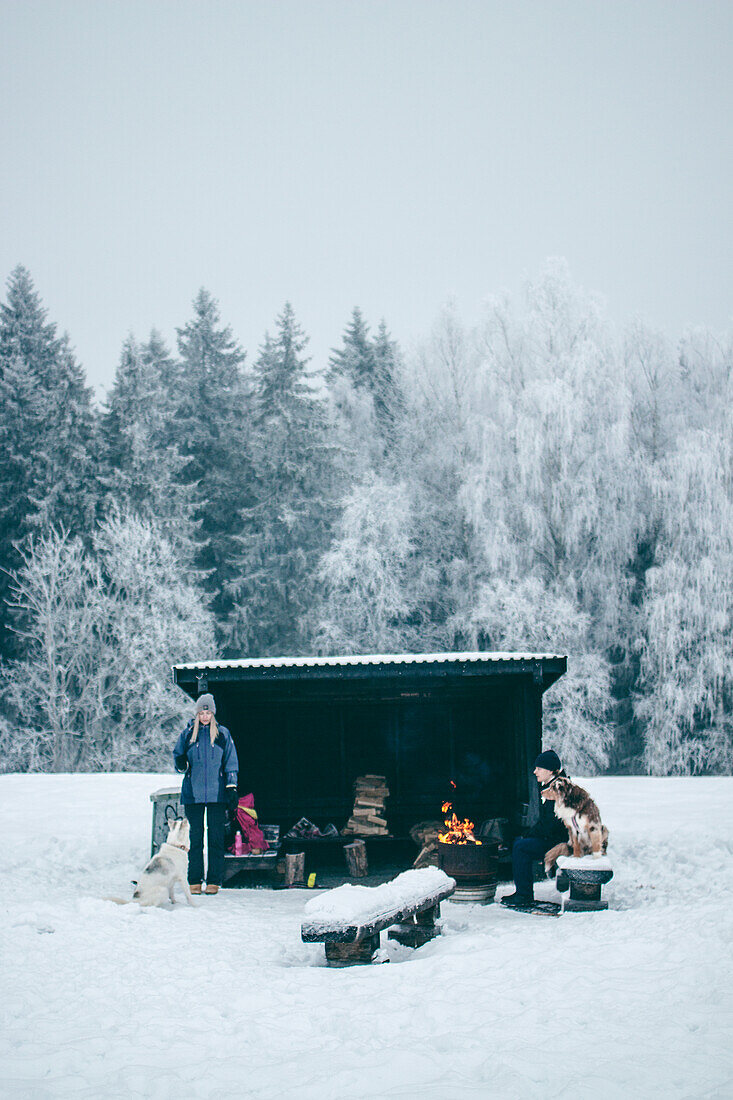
[342,775,390,836]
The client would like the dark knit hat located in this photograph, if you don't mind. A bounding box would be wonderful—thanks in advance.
[534,749,561,772]
[195,693,216,715]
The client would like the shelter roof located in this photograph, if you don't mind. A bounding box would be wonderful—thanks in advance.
[173,651,565,672]
[172,651,567,694]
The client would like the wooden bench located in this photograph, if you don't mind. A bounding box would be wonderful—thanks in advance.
[301,867,456,966]
[222,824,282,886]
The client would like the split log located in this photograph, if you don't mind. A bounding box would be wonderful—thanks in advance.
[284,851,305,887]
[344,839,368,877]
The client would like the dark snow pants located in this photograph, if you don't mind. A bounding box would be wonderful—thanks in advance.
[185,803,227,886]
[511,836,549,896]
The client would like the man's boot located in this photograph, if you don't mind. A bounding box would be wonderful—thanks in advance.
[500,891,534,907]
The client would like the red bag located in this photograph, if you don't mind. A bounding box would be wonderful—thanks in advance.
[229,793,269,854]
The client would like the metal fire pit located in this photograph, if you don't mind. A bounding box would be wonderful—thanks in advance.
[438,840,499,903]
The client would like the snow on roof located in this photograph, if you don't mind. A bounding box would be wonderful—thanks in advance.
[172,650,566,672]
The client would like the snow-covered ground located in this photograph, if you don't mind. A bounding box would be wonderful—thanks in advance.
[2,774,732,1099]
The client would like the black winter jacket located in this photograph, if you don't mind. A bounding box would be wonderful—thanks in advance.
[527,789,568,846]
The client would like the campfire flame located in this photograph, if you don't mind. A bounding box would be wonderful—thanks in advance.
[439,798,482,845]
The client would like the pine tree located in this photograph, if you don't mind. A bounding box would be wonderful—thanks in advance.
[328,307,375,389]
[228,303,342,655]
[371,319,406,444]
[0,266,98,656]
[172,289,254,625]
[99,332,195,555]
[328,309,405,470]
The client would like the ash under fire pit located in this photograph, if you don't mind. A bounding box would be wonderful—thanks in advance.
[436,798,498,903]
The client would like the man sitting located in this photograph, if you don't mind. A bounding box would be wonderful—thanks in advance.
[501,750,568,908]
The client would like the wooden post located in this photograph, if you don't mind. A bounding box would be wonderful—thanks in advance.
[388,903,440,948]
[344,839,368,877]
[284,851,305,887]
[325,935,379,967]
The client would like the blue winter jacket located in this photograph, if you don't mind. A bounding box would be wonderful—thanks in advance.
[173,721,239,805]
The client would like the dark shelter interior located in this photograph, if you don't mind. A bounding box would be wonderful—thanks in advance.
[171,653,566,876]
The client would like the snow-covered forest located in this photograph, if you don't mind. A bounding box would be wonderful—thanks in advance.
[0,260,731,777]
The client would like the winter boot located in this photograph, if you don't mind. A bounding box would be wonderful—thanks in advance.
[205,884,220,895]
[500,891,534,908]
[189,884,202,895]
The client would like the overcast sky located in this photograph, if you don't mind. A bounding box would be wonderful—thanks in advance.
[1,0,731,396]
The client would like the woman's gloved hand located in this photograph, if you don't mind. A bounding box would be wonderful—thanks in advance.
[226,786,239,813]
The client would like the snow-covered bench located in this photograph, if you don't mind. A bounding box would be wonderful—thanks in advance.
[301,867,456,966]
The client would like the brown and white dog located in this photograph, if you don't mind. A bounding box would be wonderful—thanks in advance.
[541,775,609,875]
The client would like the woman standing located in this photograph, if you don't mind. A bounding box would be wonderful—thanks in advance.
[173,694,239,895]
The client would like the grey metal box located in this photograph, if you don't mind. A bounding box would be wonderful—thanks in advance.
[150,786,184,856]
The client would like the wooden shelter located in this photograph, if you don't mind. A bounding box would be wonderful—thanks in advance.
[171,652,566,845]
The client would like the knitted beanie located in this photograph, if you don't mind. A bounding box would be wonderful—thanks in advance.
[534,749,561,772]
[195,693,216,715]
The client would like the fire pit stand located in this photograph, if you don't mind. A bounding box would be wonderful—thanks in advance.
[438,841,499,904]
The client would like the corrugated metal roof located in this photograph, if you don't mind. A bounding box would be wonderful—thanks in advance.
[172,651,566,673]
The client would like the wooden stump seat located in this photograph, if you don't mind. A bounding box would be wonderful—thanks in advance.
[301,867,456,966]
[556,855,614,911]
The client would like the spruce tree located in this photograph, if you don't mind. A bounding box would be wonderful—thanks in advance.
[0,266,98,656]
[99,332,195,556]
[328,309,405,470]
[328,307,376,389]
[371,319,406,444]
[173,289,254,625]
[228,303,342,656]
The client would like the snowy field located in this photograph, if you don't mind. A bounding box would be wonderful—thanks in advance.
[2,774,732,1100]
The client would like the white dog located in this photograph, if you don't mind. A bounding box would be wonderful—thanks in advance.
[109,818,195,907]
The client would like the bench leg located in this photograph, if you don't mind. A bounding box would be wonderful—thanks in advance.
[564,880,608,911]
[388,903,441,948]
[324,935,380,967]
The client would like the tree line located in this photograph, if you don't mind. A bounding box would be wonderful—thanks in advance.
[0,260,730,776]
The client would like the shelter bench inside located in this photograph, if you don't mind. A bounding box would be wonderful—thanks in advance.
[301,867,455,966]
[222,824,282,886]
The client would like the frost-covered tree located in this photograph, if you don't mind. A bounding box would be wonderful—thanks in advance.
[371,319,406,443]
[431,264,635,769]
[100,332,196,555]
[470,261,637,631]
[0,266,98,656]
[228,304,342,655]
[461,577,613,772]
[328,309,406,471]
[400,302,494,648]
[313,476,415,654]
[0,511,217,772]
[634,329,733,774]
